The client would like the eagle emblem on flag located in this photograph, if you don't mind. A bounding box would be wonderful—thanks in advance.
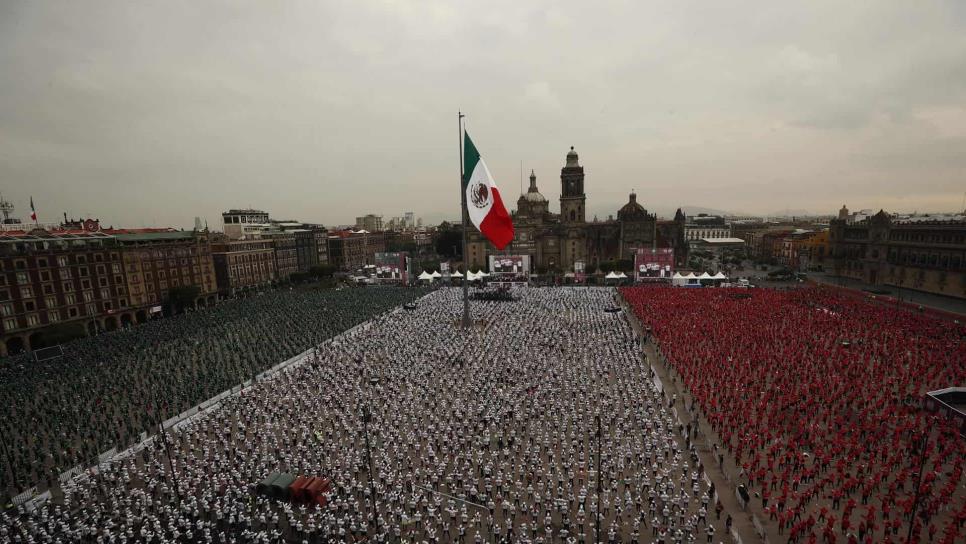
[470,180,489,209]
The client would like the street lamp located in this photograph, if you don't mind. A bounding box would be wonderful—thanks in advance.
[905,431,931,544]
[361,375,381,538]
[595,414,602,544]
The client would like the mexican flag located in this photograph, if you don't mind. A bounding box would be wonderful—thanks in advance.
[463,131,514,250]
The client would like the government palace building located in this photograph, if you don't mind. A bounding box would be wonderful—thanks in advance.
[465,147,688,273]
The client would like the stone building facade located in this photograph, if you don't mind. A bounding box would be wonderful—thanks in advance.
[211,237,277,295]
[829,207,966,299]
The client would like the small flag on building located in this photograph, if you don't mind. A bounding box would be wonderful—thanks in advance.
[463,132,514,250]
[29,196,37,222]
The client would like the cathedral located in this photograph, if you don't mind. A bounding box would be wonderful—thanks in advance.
[465,147,688,273]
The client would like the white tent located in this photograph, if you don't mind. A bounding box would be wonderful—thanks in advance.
[671,272,687,287]
[616,271,628,279]
[465,271,480,281]
[476,271,489,277]
[697,272,713,280]
[684,272,697,279]
[450,270,463,278]
[712,271,727,280]
[417,271,434,281]
[605,271,620,279]
[431,271,442,278]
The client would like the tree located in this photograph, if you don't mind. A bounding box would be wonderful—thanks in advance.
[309,264,337,278]
[435,229,463,258]
[167,285,201,313]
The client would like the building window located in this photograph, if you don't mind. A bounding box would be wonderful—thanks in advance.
[60,269,72,280]
[20,286,33,298]
[76,255,87,264]
[62,281,74,292]
[0,303,13,317]
[103,301,112,311]
[68,307,79,318]
[83,291,94,302]
[0,289,8,301]
[98,277,108,287]
[3,318,16,331]
[79,266,89,277]
[14,259,26,270]
[66,293,76,305]
[57,256,69,267]
[16,271,29,285]
[48,310,60,323]
[26,314,40,327]
[81,279,91,289]
[45,295,56,309]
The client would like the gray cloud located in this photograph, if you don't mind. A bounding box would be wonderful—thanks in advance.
[1,0,965,229]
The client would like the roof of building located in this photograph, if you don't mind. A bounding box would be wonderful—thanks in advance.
[698,237,746,244]
[223,209,268,215]
[0,228,115,243]
[112,231,196,242]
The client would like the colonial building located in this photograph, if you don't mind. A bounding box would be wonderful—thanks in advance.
[684,214,731,241]
[113,230,218,315]
[263,231,297,281]
[327,230,387,271]
[829,206,966,299]
[211,237,277,294]
[465,147,687,272]
[0,228,125,356]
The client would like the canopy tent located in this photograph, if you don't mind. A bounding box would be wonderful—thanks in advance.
[697,272,713,280]
[684,272,697,279]
[476,271,489,277]
[671,272,687,287]
[712,271,727,280]
[616,272,628,279]
[450,270,463,278]
[417,271,434,281]
[430,271,442,278]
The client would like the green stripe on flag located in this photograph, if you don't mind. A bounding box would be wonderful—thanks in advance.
[463,132,480,189]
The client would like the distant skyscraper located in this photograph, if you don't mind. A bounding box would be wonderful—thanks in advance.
[405,211,415,229]
[194,216,203,231]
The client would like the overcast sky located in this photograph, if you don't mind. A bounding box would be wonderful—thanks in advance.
[2,1,965,229]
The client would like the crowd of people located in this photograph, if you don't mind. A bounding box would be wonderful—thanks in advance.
[0,286,426,500]
[622,285,966,544]
[1,287,724,543]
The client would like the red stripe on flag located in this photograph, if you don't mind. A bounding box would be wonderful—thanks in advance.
[479,187,514,250]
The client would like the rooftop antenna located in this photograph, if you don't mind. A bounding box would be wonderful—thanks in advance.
[0,194,13,223]
[520,160,523,196]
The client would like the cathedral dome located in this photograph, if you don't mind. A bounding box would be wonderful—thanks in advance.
[523,170,548,203]
[618,191,648,220]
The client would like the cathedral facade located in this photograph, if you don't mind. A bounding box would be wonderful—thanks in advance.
[465,147,687,273]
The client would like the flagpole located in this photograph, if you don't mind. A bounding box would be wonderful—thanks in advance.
[459,112,470,328]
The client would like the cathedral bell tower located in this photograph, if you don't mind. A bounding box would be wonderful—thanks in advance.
[560,146,586,224]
